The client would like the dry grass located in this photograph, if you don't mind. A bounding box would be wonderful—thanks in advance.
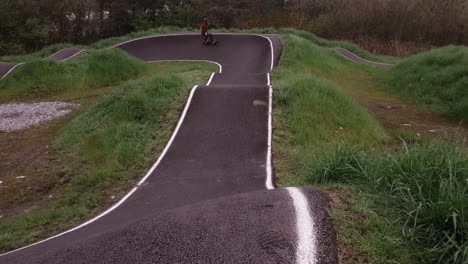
[344,36,433,57]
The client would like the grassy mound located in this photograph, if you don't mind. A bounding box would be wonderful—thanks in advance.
[274,33,468,263]
[308,142,468,264]
[273,34,387,143]
[0,49,147,97]
[383,46,468,121]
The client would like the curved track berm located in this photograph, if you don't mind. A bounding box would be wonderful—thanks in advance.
[48,48,86,62]
[1,33,338,264]
[0,48,85,80]
[336,47,394,68]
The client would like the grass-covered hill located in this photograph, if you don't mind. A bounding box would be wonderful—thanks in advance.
[383,46,468,121]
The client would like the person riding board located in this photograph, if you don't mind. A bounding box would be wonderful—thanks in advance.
[201,17,216,44]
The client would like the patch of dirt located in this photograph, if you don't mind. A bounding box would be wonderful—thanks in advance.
[335,74,468,145]
[0,111,80,219]
[364,96,468,143]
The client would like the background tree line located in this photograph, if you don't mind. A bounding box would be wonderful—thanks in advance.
[1,0,467,56]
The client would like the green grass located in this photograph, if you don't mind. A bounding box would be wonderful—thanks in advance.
[382,46,468,121]
[273,33,468,263]
[0,49,148,98]
[312,143,468,264]
[0,62,215,252]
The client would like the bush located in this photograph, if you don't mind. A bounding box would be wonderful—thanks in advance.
[0,42,26,56]
[304,15,335,36]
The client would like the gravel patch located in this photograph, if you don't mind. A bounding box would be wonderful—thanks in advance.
[0,102,79,132]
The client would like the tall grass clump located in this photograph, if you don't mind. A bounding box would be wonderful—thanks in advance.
[304,142,468,263]
[57,75,185,175]
[0,49,147,96]
[383,46,468,121]
[56,75,186,208]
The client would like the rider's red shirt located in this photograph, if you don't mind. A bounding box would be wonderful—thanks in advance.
[201,21,208,36]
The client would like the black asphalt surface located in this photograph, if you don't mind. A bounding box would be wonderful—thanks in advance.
[25,188,337,264]
[336,47,394,68]
[0,62,21,79]
[1,33,337,264]
[48,48,85,61]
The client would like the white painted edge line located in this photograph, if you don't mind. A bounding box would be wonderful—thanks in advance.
[47,49,65,59]
[265,73,274,190]
[148,60,222,73]
[287,187,317,264]
[262,35,275,71]
[0,48,86,81]
[47,49,86,61]
[60,49,87,62]
[0,62,25,80]
[206,72,215,86]
[0,85,201,257]
[112,32,275,71]
[135,85,199,186]
[110,33,199,48]
[336,48,394,66]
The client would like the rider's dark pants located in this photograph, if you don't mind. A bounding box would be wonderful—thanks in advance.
[204,33,215,43]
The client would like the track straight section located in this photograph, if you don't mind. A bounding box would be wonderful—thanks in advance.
[1,33,338,264]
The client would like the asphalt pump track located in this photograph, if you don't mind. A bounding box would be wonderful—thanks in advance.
[0,34,338,264]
